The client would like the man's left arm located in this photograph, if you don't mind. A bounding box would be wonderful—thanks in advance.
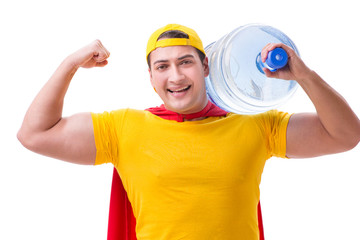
[262,43,360,158]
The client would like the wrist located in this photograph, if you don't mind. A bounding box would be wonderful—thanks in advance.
[296,70,326,94]
[296,69,318,85]
[66,49,90,68]
[63,54,81,71]
[54,55,80,81]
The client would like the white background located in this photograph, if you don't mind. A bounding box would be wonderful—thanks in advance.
[1,0,359,239]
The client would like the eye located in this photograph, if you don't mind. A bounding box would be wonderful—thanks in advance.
[156,64,168,71]
[180,59,193,65]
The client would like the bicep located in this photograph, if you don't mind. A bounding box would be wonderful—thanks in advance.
[29,112,96,165]
[286,113,348,158]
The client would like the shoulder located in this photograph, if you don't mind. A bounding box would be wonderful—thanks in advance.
[250,110,292,125]
[225,110,292,132]
[91,108,152,131]
[91,108,148,119]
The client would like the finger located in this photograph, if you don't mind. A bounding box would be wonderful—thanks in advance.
[272,43,296,58]
[94,50,110,62]
[261,43,280,62]
[263,68,277,78]
[93,40,110,62]
[263,42,292,62]
[95,60,108,67]
[261,43,272,62]
[94,53,108,62]
[97,40,110,57]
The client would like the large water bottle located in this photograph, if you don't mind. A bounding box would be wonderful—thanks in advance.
[205,24,300,114]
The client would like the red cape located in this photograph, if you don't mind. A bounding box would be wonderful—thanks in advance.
[107,101,265,240]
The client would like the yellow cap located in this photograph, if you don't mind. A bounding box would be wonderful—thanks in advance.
[146,24,205,60]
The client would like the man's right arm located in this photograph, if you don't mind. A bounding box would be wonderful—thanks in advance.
[17,40,110,165]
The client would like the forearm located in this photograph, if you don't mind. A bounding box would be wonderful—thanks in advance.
[18,56,78,138]
[17,40,109,164]
[263,43,359,157]
[297,70,360,148]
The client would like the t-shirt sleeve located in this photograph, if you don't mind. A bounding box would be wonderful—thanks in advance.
[254,110,292,158]
[91,110,125,166]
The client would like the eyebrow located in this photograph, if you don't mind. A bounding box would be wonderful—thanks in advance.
[178,54,195,61]
[153,54,195,66]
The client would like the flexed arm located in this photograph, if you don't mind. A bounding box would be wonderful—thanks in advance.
[261,43,360,158]
[17,40,110,164]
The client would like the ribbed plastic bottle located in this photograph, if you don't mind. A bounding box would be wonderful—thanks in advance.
[205,24,300,114]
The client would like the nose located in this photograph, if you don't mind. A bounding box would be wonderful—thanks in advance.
[168,65,185,84]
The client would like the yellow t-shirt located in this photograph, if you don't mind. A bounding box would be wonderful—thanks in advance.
[92,109,291,240]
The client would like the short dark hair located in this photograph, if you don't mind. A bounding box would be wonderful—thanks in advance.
[147,30,206,68]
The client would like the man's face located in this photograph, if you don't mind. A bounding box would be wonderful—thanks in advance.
[148,45,209,114]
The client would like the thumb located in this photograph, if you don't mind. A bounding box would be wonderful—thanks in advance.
[94,60,108,67]
[263,68,279,79]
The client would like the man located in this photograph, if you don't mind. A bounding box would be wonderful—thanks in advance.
[18,24,359,239]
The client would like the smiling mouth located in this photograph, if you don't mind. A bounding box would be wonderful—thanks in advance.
[168,85,191,93]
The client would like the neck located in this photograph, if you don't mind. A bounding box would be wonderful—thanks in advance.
[167,100,209,116]
[145,100,228,123]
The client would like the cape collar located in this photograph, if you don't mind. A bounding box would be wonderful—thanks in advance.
[145,100,228,122]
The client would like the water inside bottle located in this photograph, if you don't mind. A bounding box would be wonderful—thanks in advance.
[205,24,300,114]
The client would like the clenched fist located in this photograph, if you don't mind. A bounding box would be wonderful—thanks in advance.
[69,40,110,69]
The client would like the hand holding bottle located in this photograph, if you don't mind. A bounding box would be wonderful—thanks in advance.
[261,43,312,83]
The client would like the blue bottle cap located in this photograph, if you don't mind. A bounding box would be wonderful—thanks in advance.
[266,47,288,70]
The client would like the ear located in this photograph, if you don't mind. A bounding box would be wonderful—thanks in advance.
[203,57,209,77]
[148,68,154,86]
[148,68,157,93]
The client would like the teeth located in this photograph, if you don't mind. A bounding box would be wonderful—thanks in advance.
[174,86,188,92]
[169,86,190,93]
